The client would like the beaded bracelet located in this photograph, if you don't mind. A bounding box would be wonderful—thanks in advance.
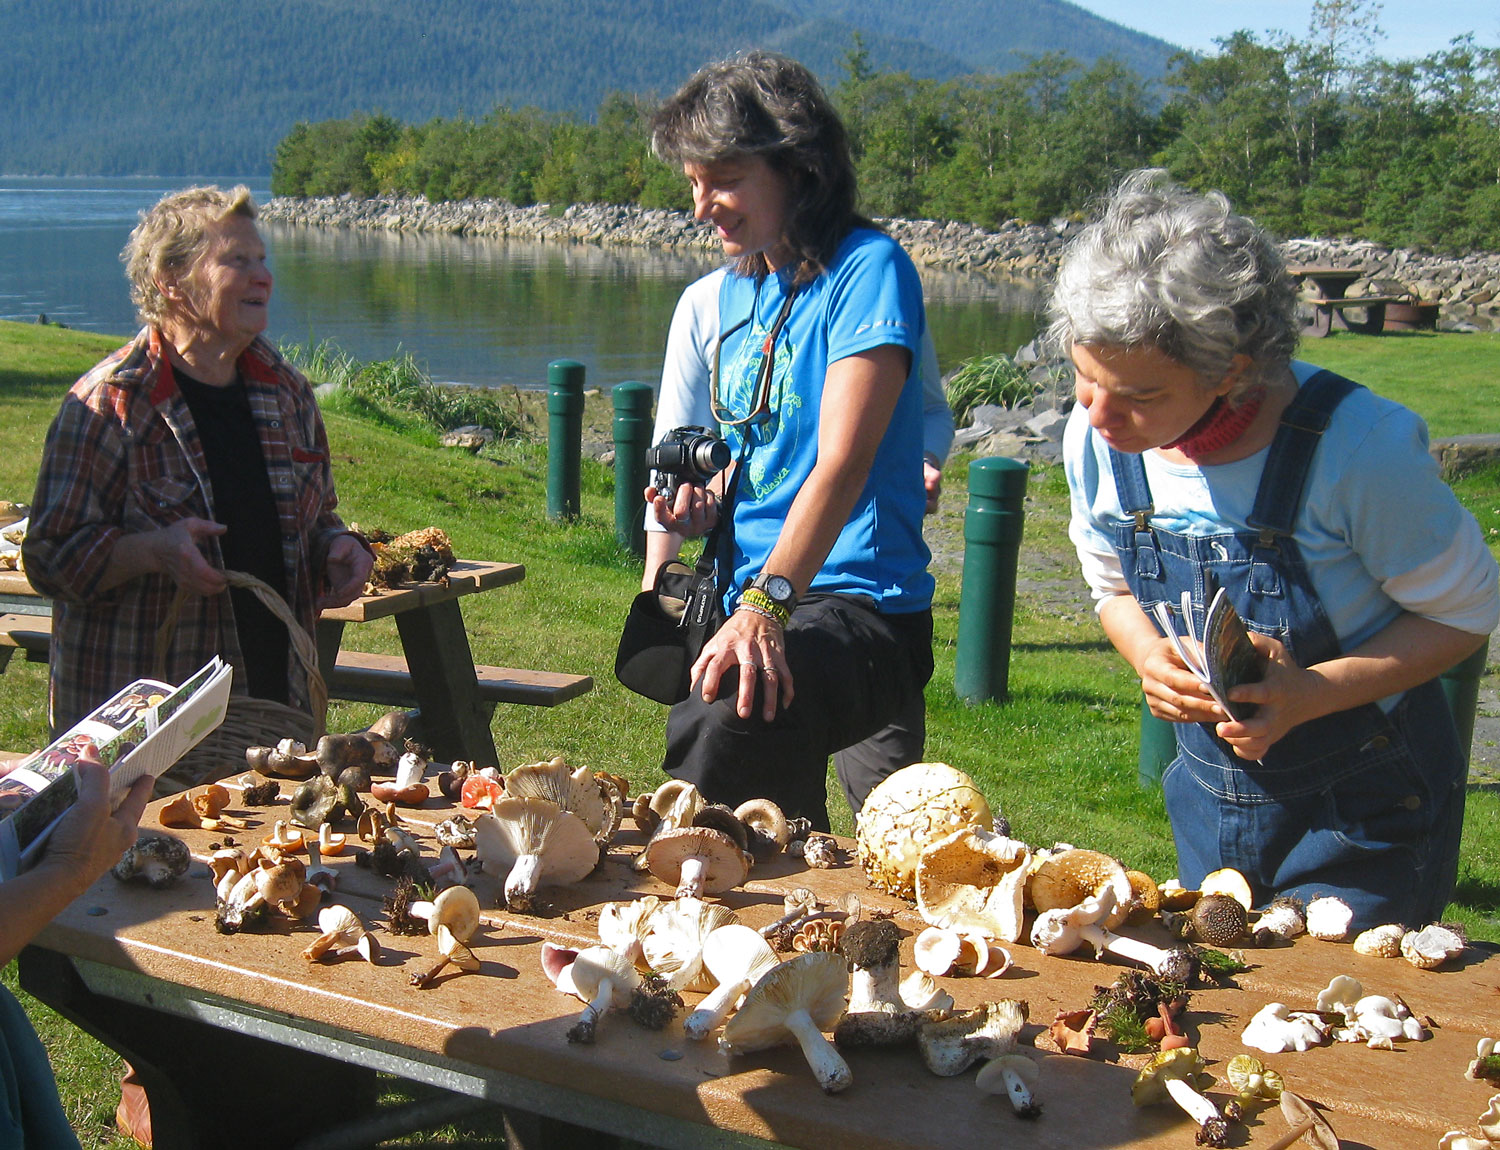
[735,600,786,627]
[738,587,791,626]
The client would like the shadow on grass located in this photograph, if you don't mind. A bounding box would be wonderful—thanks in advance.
[1451,875,1499,917]
[1013,638,1117,654]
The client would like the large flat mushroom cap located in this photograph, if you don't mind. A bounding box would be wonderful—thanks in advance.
[475,795,598,886]
[917,999,1027,1076]
[641,897,740,991]
[504,757,612,842]
[722,952,848,1053]
[916,826,1031,943]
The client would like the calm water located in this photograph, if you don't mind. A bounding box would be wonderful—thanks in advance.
[0,177,1039,389]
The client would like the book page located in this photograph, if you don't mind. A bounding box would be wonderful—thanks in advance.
[1201,587,1263,721]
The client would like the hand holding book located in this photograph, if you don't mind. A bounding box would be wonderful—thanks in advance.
[1149,587,1266,723]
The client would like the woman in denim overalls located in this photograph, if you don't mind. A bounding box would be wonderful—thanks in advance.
[1054,172,1499,931]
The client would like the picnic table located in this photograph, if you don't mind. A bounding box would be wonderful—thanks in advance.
[19,780,1500,1150]
[0,561,592,766]
[1287,264,1403,337]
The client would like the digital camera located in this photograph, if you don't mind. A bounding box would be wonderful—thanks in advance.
[646,426,731,506]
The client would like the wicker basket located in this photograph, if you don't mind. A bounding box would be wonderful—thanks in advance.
[153,571,327,795]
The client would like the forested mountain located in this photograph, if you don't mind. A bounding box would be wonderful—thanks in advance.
[0,0,1177,175]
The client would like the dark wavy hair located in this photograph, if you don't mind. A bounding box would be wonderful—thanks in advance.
[651,51,873,284]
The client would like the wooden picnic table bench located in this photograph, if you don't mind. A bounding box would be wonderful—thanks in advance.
[1287,264,1405,337]
[18,780,1500,1150]
[0,561,592,766]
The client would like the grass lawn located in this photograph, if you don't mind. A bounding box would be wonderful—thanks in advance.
[1,319,1497,1147]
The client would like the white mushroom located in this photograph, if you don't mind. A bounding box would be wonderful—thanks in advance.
[1352,923,1405,957]
[1305,896,1354,940]
[899,971,954,1014]
[720,952,852,1094]
[504,756,613,844]
[917,999,1027,1076]
[1315,974,1364,1018]
[1254,897,1307,942]
[855,762,993,899]
[915,826,1032,943]
[682,925,779,1041]
[1029,887,1195,981]
[597,895,662,966]
[302,904,379,963]
[474,795,598,912]
[1402,923,1466,969]
[559,945,641,1044]
[409,885,482,988]
[975,1051,1042,1119]
[639,897,738,991]
[1240,1002,1330,1053]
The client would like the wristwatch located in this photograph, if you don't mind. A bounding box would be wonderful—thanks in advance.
[748,571,797,613]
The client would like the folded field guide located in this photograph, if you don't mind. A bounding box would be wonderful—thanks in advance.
[1150,587,1265,723]
[0,657,232,878]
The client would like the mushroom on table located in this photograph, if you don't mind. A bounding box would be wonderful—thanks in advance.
[681,925,779,1041]
[720,952,852,1094]
[643,826,750,899]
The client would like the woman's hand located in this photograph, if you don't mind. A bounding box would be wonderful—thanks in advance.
[318,532,374,610]
[645,481,719,539]
[38,757,153,900]
[690,607,792,722]
[1215,631,1317,760]
[1138,635,1225,724]
[153,518,229,596]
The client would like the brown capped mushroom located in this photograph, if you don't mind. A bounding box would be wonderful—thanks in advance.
[643,826,750,899]
[1187,893,1248,946]
[1028,847,1134,929]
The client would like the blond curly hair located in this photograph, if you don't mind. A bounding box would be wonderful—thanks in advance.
[122,184,258,326]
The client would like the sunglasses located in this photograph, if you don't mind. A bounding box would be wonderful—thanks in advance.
[710,285,799,428]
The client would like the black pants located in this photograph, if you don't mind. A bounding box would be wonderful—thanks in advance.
[662,594,933,831]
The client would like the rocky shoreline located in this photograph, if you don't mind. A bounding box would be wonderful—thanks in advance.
[262,194,1500,331]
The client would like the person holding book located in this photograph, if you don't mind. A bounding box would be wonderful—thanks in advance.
[1054,169,1498,930]
[24,185,372,747]
[642,52,936,830]
[0,756,152,1148]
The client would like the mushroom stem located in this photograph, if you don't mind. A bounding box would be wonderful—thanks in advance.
[782,1007,853,1094]
[684,979,751,1042]
[998,1066,1040,1119]
[504,852,542,910]
[675,855,708,899]
[409,957,451,988]
[760,905,815,938]
[1162,1077,1228,1146]
[1263,1117,1317,1150]
[848,964,904,1014]
[569,979,616,1045]
[1080,923,1178,974]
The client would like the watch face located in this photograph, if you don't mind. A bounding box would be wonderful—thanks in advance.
[764,574,794,604]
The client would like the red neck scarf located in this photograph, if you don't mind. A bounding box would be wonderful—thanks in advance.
[1163,389,1265,459]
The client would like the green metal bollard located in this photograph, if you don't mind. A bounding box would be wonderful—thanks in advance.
[1138,701,1177,789]
[1440,641,1489,764]
[954,456,1028,704]
[612,381,654,558]
[546,359,585,521]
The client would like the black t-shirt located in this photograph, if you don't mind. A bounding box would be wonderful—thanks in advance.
[175,370,291,704]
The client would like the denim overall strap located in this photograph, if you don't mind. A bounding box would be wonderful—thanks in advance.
[1109,450,1161,582]
[1247,370,1360,538]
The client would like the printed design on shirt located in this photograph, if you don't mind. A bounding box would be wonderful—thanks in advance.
[718,325,802,500]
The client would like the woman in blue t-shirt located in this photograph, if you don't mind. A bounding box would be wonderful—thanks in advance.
[642,52,935,829]
[1056,170,1498,929]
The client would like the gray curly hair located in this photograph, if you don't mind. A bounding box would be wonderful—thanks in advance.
[122,184,258,327]
[1046,169,1299,399]
[651,51,870,284]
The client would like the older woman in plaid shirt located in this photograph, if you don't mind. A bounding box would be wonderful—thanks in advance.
[24,185,371,737]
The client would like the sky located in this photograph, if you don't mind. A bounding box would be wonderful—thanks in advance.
[1069,1,1499,59]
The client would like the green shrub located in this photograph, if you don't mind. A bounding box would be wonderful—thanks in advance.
[944,353,1039,426]
[282,339,524,440]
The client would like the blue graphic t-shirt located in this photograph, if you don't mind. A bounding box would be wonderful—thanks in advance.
[714,228,933,612]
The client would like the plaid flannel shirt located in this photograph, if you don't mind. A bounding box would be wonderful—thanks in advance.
[24,328,350,730]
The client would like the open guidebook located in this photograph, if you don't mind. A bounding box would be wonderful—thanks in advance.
[1150,587,1265,723]
[0,657,233,879]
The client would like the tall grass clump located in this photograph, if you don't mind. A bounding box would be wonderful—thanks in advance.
[283,338,524,440]
[945,353,1041,426]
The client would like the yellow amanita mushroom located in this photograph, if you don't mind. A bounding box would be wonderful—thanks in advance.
[1027,848,1134,930]
[855,763,993,899]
